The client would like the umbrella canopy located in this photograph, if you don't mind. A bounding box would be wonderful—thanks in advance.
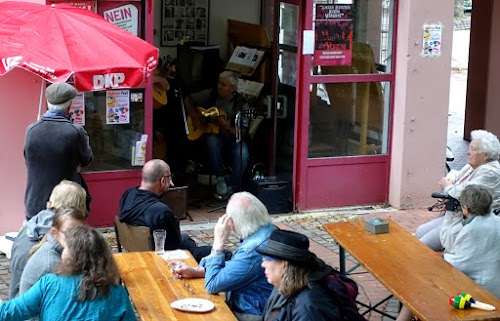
[0,1,158,91]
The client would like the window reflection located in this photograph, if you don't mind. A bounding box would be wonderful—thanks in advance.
[81,89,145,172]
[308,82,390,158]
[312,0,394,74]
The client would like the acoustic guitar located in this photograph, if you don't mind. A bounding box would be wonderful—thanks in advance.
[187,107,256,141]
[153,58,173,109]
[187,107,227,141]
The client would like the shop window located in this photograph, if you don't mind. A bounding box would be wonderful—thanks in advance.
[308,81,390,158]
[80,89,145,172]
[311,0,394,75]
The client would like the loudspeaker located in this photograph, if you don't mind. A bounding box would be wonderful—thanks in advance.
[161,186,188,220]
[248,178,290,214]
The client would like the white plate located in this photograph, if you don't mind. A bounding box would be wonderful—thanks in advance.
[170,298,215,313]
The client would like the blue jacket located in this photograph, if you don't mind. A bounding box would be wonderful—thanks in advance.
[200,224,276,316]
[0,274,135,321]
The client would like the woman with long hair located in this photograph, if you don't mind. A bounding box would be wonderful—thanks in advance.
[0,225,135,321]
[257,229,346,321]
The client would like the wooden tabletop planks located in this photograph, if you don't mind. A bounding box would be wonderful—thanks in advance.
[114,251,237,321]
[324,219,500,321]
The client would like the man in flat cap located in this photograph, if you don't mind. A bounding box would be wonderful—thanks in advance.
[23,82,93,221]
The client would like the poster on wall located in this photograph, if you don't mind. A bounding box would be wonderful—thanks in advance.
[69,93,85,126]
[422,24,442,57]
[161,0,209,47]
[106,90,130,124]
[313,3,353,66]
[98,1,142,37]
[46,0,95,11]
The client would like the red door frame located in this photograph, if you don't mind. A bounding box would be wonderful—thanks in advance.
[293,0,399,211]
[83,0,155,228]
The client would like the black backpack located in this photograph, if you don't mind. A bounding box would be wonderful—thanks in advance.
[285,269,368,321]
[322,269,367,321]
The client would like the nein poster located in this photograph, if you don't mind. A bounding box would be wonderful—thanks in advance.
[314,4,353,66]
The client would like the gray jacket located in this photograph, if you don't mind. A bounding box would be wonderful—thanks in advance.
[19,234,63,295]
[8,209,56,298]
[444,214,500,299]
[440,161,500,251]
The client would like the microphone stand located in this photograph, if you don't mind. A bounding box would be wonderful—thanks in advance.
[208,111,244,213]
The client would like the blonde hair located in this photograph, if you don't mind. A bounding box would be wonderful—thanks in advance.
[46,180,86,214]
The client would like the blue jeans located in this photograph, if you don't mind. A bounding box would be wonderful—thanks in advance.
[205,133,249,190]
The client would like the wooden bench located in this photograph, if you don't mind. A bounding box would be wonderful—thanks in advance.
[114,251,237,321]
[323,218,500,321]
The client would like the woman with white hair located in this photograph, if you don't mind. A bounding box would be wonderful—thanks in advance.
[170,192,276,321]
[416,129,500,252]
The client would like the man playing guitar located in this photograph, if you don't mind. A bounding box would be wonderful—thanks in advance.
[184,71,249,197]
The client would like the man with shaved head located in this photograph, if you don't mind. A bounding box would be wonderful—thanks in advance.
[119,159,215,262]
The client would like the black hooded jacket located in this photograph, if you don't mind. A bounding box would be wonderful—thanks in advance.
[118,187,181,250]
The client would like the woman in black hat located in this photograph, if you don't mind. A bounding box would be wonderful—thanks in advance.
[257,229,344,321]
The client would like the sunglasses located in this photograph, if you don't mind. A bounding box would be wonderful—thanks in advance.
[262,256,278,262]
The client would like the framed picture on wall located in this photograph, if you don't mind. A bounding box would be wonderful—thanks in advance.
[161,0,209,47]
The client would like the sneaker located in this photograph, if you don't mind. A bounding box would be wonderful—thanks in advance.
[216,177,227,195]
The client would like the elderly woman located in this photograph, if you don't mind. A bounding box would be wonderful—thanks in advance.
[257,229,346,321]
[416,129,500,252]
[397,185,500,321]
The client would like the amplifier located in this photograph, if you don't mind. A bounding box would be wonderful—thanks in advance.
[248,178,290,214]
[161,186,188,220]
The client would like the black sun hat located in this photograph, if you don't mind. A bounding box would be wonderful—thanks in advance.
[257,229,317,266]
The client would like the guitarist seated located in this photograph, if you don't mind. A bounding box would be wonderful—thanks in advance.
[184,71,249,197]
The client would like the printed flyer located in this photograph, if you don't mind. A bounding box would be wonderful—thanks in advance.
[422,24,442,57]
[314,3,353,66]
[106,90,130,124]
[69,93,85,126]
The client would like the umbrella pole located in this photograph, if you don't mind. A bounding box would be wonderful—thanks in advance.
[37,81,46,120]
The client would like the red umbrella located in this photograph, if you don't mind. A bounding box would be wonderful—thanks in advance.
[0,1,158,91]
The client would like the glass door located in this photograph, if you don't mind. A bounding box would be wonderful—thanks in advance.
[294,0,397,210]
[273,2,299,183]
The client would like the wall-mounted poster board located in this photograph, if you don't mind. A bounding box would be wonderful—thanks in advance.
[161,0,209,47]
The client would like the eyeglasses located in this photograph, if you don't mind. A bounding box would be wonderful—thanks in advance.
[58,229,66,235]
[162,174,173,181]
[262,256,278,262]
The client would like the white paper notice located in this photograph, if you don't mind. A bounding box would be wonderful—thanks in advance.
[160,250,190,260]
[302,30,314,55]
[103,4,139,36]
[69,93,85,126]
[422,24,442,57]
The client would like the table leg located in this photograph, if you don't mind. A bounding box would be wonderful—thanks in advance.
[339,246,346,274]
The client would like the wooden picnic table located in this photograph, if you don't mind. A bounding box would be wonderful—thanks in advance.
[114,250,237,321]
[324,218,500,321]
